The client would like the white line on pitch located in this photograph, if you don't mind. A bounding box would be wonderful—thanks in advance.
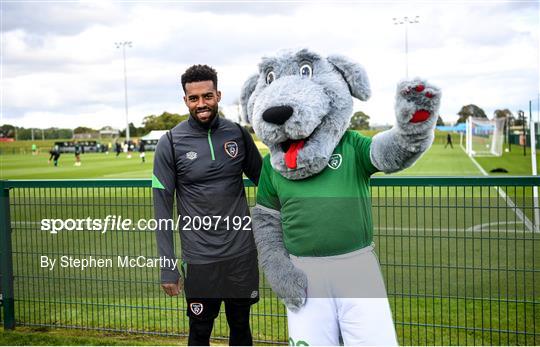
[461,146,535,232]
[375,226,531,233]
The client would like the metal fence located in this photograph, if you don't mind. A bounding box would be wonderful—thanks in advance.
[1,177,539,345]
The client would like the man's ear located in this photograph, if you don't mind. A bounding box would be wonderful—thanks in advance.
[217,90,222,103]
[327,55,371,101]
[240,74,259,124]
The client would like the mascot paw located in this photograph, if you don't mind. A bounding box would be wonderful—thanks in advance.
[277,267,308,312]
[283,296,307,312]
[395,79,441,128]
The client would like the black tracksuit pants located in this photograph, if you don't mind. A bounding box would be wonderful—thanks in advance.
[183,251,259,346]
[188,299,253,346]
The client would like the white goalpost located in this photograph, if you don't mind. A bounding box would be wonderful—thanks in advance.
[465,117,506,157]
[530,120,539,232]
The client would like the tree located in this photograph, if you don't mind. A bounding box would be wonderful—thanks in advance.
[0,124,15,138]
[74,126,96,134]
[494,109,512,119]
[0,125,73,140]
[119,123,145,137]
[494,109,512,134]
[436,116,444,126]
[142,112,189,132]
[16,128,33,140]
[456,104,487,124]
[349,111,370,130]
[514,110,527,127]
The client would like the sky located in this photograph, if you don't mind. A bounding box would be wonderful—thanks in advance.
[1,0,539,130]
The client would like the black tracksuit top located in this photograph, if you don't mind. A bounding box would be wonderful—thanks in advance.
[152,115,262,283]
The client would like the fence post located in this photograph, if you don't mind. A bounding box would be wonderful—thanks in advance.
[0,180,15,329]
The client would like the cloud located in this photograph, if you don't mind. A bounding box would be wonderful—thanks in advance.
[2,1,538,129]
[172,1,303,15]
[2,2,125,36]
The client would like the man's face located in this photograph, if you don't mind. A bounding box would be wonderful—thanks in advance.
[183,80,221,124]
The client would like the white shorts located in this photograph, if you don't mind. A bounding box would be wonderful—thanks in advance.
[287,246,398,346]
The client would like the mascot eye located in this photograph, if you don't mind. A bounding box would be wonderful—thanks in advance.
[300,63,313,78]
[266,71,275,85]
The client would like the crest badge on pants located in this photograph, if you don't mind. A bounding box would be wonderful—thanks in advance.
[190,303,204,315]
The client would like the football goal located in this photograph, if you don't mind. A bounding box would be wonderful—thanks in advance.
[465,117,506,157]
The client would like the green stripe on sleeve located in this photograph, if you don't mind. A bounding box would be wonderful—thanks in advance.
[152,174,166,189]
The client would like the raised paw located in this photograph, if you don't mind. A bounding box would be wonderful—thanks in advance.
[396,79,441,125]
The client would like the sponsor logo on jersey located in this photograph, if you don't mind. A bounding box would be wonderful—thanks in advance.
[224,141,239,158]
[190,302,204,315]
[186,151,197,160]
[250,290,259,299]
[327,154,342,170]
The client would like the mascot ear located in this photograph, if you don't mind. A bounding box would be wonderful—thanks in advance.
[240,74,259,124]
[327,55,371,101]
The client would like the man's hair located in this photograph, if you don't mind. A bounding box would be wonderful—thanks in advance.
[181,64,218,92]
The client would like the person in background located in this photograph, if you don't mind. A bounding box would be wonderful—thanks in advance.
[445,133,454,149]
[124,141,131,159]
[115,141,122,157]
[139,140,146,163]
[48,145,61,167]
[74,142,82,166]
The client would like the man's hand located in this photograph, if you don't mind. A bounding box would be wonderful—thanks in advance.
[161,278,183,296]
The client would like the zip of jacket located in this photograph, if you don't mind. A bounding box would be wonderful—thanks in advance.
[207,129,215,161]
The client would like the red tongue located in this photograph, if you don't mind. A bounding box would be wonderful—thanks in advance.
[284,140,305,169]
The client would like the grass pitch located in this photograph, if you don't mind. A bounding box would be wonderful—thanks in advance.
[1,135,539,345]
[2,136,538,180]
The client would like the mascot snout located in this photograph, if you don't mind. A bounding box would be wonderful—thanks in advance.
[262,106,294,125]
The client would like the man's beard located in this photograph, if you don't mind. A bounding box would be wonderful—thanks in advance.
[191,106,218,128]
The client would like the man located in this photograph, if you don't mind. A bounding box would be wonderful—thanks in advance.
[127,140,133,159]
[153,64,262,345]
[115,141,122,157]
[445,132,454,149]
[139,140,146,163]
[74,142,82,166]
[48,145,61,167]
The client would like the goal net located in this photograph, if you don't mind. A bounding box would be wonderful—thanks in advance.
[465,117,506,157]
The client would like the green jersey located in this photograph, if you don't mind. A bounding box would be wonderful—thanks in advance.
[256,130,379,257]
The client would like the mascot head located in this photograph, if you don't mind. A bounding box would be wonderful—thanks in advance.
[241,48,370,180]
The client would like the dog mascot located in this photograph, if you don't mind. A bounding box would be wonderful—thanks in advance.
[241,49,441,346]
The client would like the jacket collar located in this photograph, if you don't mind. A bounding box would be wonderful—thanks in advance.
[187,114,220,132]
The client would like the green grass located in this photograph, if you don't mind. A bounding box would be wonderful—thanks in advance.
[0,326,190,345]
[0,139,71,156]
[389,143,481,176]
[7,227,537,344]
[0,152,155,180]
[475,147,539,175]
[1,135,539,345]
[2,132,538,180]
[0,138,138,156]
